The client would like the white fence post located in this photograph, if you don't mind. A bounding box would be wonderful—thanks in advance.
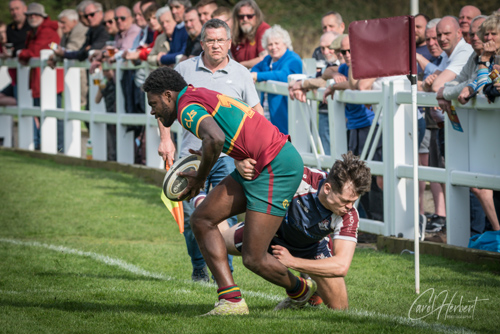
[87,60,107,161]
[40,49,57,154]
[384,80,414,238]
[17,59,34,150]
[302,58,317,77]
[115,60,135,164]
[143,63,164,169]
[328,91,348,161]
[287,74,311,155]
[145,88,163,168]
[63,60,82,157]
[0,113,12,147]
[445,106,470,247]
[145,112,163,168]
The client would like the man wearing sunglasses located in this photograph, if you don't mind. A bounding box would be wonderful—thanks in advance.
[230,0,270,69]
[112,6,140,54]
[110,6,143,125]
[103,9,118,37]
[55,1,109,62]
[76,0,92,27]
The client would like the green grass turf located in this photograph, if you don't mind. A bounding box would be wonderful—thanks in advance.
[0,150,498,333]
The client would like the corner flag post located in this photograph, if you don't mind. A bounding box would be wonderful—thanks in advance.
[349,15,420,294]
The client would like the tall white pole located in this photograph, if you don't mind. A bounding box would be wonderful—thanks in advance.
[411,0,419,15]
[410,75,420,295]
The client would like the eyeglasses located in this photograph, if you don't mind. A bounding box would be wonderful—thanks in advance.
[104,20,114,25]
[84,11,99,19]
[340,49,351,55]
[204,38,229,46]
[238,14,255,20]
[114,16,128,22]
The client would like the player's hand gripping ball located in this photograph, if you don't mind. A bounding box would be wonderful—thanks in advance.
[162,154,202,201]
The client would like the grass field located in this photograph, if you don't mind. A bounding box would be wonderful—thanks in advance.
[0,150,498,333]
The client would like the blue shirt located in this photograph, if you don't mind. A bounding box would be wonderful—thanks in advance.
[160,23,188,65]
[338,64,374,130]
[416,44,432,75]
[423,52,446,79]
[251,49,303,134]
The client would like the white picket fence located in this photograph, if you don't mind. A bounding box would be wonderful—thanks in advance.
[0,50,182,165]
[1,52,499,248]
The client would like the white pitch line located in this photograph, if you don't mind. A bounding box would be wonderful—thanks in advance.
[0,238,173,281]
[0,238,475,333]
[0,238,282,302]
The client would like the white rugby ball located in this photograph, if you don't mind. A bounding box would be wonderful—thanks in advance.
[162,154,202,201]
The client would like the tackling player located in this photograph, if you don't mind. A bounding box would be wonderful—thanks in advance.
[221,152,372,309]
[143,67,314,315]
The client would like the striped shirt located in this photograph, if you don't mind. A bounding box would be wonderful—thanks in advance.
[176,85,289,179]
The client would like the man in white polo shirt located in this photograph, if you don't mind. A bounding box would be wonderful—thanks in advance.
[156,18,263,282]
[422,16,474,92]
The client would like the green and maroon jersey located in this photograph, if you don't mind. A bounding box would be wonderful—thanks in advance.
[176,85,289,179]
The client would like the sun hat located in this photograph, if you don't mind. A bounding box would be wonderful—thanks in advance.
[25,3,48,18]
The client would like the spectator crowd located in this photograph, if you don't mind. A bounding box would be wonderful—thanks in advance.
[1,0,499,289]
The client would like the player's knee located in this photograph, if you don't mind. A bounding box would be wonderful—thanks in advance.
[190,211,211,232]
[241,253,265,274]
[190,211,222,236]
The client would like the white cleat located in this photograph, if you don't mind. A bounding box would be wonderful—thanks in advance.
[201,298,249,316]
[274,279,317,311]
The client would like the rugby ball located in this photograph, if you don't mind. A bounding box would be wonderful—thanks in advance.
[162,154,202,201]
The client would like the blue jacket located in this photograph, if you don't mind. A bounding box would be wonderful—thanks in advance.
[160,23,188,65]
[252,49,302,134]
[338,64,374,130]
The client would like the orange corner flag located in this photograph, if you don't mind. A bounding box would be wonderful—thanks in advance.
[161,190,184,233]
[161,163,184,234]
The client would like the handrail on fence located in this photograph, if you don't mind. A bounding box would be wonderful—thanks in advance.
[1,53,500,248]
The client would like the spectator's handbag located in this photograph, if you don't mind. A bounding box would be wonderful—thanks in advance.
[468,230,500,253]
[483,83,500,103]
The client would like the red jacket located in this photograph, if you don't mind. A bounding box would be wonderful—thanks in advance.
[138,30,160,61]
[18,17,64,99]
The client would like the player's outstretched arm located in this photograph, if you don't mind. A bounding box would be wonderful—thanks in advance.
[271,239,356,278]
